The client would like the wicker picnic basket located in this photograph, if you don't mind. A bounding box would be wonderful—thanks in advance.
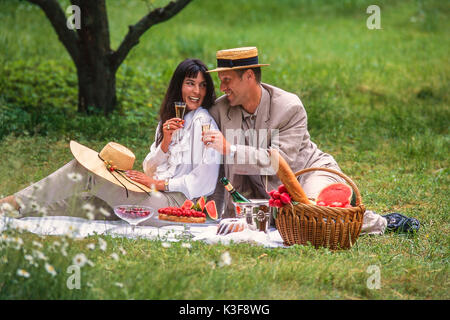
[274,167,365,250]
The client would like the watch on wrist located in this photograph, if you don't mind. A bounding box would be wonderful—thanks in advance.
[164,179,169,192]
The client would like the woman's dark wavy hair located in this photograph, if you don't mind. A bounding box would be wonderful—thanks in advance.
[156,58,216,147]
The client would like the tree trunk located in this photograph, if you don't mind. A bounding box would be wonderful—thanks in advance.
[27,0,193,115]
[77,64,116,115]
[75,0,116,115]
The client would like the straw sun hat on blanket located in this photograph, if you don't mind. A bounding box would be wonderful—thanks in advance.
[70,140,151,194]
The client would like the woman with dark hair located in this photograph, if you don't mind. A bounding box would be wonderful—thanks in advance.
[126,58,221,200]
[0,59,221,223]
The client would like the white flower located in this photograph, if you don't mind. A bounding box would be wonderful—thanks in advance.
[86,243,96,250]
[33,250,48,261]
[99,207,111,217]
[110,253,119,261]
[13,237,24,246]
[161,242,171,248]
[24,254,37,267]
[82,203,95,212]
[1,234,9,242]
[118,246,127,255]
[181,243,192,249]
[218,251,232,267]
[0,202,14,213]
[17,269,30,278]
[38,206,48,217]
[29,200,41,212]
[72,253,88,267]
[98,238,107,251]
[86,211,95,220]
[67,172,82,182]
[45,263,57,276]
[72,253,94,267]
[114,282,124,288]
[32,240,43,248]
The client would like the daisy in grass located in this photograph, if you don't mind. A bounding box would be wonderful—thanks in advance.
[86,211,95,220]
[45,263,57,277]
[98,238,107,251]
[17,269,30,278]
[29,200,41,212]
[99,207,111,217]
[161,242,171,248]
[32,240,43,248]
[218,251,232,267]
[67,172,82,182]
[72,253,89,267]
[181,243,192,249]
[110,253,119,261]
[33,250,48,261]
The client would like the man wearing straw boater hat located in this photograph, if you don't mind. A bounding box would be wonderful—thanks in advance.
[203,46,393,235]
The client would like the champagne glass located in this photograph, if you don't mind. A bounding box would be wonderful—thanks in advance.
[174,101,186,144]
[201,118,211,163]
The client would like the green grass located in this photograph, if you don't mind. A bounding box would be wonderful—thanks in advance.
[0,0,449,300]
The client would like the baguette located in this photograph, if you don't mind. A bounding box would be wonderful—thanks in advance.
[269,148,311,204]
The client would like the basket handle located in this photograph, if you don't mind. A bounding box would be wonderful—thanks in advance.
[294,167,362,206]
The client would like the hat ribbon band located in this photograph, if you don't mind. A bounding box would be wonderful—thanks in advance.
[98,154,152,198]
[217,56,259,68]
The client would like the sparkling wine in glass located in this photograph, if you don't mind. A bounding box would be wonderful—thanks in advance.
[201,118,211,162]
[174,102,186,143]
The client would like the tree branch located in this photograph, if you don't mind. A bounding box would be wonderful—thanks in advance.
[27,0,80,66]
[111,0,192,71]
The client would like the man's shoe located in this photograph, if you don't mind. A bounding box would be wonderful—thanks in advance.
[382,212,420,233]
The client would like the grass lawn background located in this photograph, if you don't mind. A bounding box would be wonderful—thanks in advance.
[0,0,448,299]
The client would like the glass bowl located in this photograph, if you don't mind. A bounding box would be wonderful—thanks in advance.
[113,205,155,230]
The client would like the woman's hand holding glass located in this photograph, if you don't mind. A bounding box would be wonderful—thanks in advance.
[161,117,185,153]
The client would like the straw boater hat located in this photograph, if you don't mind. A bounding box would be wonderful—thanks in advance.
[70,140,151,195]
[207,46,269,73]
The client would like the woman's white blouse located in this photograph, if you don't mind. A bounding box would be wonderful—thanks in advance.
[142,107,221,200]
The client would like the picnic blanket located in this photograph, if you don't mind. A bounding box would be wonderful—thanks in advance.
[0,216,285,248]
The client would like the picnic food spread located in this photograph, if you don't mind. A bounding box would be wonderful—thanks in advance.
[157,197,217,224]
[158,207,206,223]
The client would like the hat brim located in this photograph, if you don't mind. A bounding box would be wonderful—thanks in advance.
[206,64,270,73]
[70,140,151,193]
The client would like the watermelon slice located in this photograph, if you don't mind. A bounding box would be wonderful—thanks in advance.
[196,196,206,212]
[316,183,355,207]
[181,199,194,210]
[205,200,217,220]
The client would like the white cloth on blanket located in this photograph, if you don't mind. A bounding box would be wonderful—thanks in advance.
[0,216,285,248]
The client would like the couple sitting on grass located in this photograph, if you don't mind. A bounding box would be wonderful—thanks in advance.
[0,46,419,235]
